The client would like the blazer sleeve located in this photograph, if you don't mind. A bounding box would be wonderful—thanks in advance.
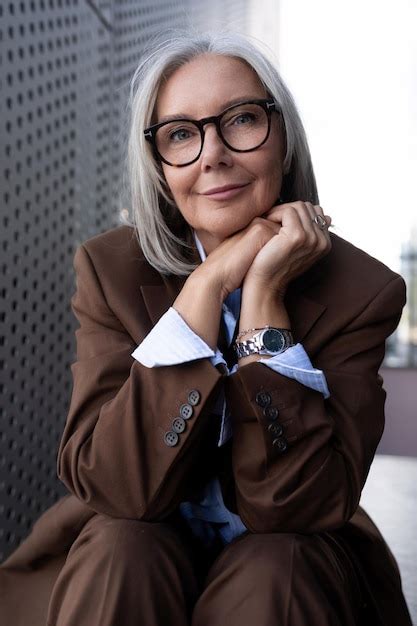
[226,275,406,534]
[57,244,224,520]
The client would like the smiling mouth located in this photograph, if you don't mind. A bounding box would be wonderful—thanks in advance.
[202,183,250,198]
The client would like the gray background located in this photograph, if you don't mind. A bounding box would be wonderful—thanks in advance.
[0,0,248,563]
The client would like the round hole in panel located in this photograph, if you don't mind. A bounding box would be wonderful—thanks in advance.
[0,0,249,564]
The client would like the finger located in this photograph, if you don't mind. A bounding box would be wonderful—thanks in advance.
[266,202,317,252]
[299,203,332,259]
[304,201,317,219]
[308,204,329,232]
[247,216,281,238]
[310,205,332,255]
[263,201,309,226]
[312,204,332,228]
[261,203,285,223]
[265,201,332,233]
[301,201,319,231]
[259,216,281,234]
[285,202,320,248]
[279,205,307,246]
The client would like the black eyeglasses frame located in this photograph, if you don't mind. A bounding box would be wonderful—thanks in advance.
[143,98,280,167]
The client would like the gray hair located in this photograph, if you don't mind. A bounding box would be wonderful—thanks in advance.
[124,30,319,276]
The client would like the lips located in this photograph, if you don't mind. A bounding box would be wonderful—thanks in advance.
[202,183,249,195]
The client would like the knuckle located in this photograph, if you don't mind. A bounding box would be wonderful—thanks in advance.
[251,221,267,236]
[314,235,325,250]
[249,221,274,247]
[317,238,327,253]
[304,228,315,243]
[292,201,305,210]
[291,230,306,246]
[285,204,297,215]
[319,235,331,254]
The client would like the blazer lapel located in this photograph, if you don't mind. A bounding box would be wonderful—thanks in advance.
[285,288,327,344]
[140,230,201,325]
[140,282,182,326]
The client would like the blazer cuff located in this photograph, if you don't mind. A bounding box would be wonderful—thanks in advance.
[259,343,330,398]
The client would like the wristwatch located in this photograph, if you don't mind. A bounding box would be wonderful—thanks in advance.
[234,327,294,358]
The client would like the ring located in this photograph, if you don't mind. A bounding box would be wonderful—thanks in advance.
[312,215,327,230]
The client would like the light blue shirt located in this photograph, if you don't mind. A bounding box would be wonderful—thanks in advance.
[131,231,330,546]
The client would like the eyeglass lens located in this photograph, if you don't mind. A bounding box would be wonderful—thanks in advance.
[155,102,270,166]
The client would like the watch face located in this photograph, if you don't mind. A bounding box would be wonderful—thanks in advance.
[262,329,285,353]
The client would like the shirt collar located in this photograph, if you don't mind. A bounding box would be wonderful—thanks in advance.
[192,230,207,262]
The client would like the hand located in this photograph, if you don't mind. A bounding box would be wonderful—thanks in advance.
[195,217,281,299]
[175,217,281,349]
[242,201,332,297]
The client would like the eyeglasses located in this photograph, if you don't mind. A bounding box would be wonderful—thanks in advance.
[144,98,280,167]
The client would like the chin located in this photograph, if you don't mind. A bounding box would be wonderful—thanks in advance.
[210,210,257,233]
[208,221,248,240]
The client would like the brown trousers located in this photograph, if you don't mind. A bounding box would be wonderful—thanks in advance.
[43,510,367,626]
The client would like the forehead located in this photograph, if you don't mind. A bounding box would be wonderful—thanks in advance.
[156,54,267,119]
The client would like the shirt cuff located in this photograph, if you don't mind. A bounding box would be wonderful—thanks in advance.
[210,348,228,369]
[131,306,215,367]
[259,343,330,398]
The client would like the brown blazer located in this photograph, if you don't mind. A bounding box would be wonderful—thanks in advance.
[0,225,412,625]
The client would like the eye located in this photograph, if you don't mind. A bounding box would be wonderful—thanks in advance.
[170,128,192,142]
[165,124,199,143]
[233,112,256,125]
[222,106,261,128]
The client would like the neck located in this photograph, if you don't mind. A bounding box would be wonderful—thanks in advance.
[194,230,223,256]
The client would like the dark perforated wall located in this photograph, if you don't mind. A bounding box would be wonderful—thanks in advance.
[0,0,248,562]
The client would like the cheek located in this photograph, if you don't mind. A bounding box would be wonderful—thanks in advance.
[256,159,283,198]
[162,167,192,203]
[264,152,284,195]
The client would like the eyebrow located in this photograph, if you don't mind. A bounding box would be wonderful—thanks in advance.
[156,95,267,124]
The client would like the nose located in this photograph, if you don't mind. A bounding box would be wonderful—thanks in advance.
[199,124,233,170]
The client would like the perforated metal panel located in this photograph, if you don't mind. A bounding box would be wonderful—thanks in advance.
[0,0,249,562]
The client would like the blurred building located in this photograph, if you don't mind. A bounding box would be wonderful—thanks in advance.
[384,225,417,367]
[399,226,417,366]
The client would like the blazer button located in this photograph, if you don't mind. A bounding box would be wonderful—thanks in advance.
[268,422,283,437]
[164,431,179,447]
[263,406,279,421]
[255,391,271,408]
[188,390,201,406]
[172,417,186,433]
[180,403,194,420]
[272,436,288,453]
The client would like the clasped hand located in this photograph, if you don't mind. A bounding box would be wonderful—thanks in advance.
[203,201,332,300]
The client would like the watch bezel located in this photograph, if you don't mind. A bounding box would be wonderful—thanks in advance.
[259,328,286,354]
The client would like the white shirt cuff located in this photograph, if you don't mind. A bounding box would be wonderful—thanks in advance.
[259,343,330,398]
[131,307,215,367]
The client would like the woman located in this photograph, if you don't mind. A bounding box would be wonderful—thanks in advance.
[0,31,412,626]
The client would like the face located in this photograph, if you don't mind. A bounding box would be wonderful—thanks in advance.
[155,54,285,254]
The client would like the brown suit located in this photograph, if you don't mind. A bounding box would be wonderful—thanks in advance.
[0,225,412,625]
